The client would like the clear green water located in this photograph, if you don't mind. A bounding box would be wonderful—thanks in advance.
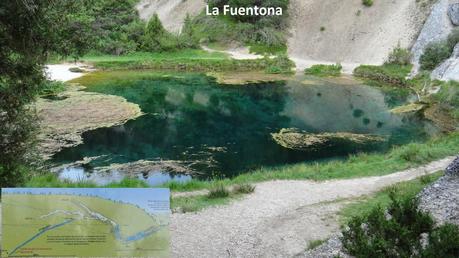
[52,71,433,185]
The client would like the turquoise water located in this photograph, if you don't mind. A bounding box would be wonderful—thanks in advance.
[52,72,432,185]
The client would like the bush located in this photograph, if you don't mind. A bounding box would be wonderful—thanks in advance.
[233,183,255,194]
[304,64,342,77]
[387,46,412,66]
[265,54,295,74]
[362,0,374,7]
[342,194,459,257]
[353,64,412,86]
[207,184,230,199]
[420,42,452,71]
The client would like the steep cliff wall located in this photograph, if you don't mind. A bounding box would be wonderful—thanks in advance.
[287,0,433,68]
[136,0,205,33]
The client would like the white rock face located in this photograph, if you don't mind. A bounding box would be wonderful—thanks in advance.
[411,0,454,74]
[136,0,205,33]
[432,43,459,81]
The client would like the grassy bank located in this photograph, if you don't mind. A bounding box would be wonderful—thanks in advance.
[164,132,459,192]
[339,172,442,223]
[80,49,295,73]
[27,132,459,192]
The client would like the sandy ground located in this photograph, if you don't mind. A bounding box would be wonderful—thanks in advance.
[171,157,455,257]
[287,0,432,66]
[136,0,205,33]
[45,63,89,82]
[201,45,264,60]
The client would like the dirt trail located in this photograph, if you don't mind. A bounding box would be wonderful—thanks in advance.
[287,0,432,66]
[171,157,455,257]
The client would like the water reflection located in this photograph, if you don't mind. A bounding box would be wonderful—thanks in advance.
[52,72,432,185]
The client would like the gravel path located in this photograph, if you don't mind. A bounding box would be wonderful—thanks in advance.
[171,157,455,257]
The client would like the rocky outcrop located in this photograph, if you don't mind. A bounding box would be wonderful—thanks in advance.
[431,43,459,80]
[271,128,386,151]
[411,0,454,75]
[418,156,459,226]
[448,3,459,25]
[445,156,459,176]
[136,0,205,32]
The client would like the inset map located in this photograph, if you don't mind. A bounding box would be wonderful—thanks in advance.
[1,188,170,257]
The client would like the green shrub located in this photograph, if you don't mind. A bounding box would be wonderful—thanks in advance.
[362,0,374,7]
[304,64,342,77]
[265,54,295,74]
[353,64,412,86]
[420,42,451,70]
[39,80,66,95]
[233,183,255,194]
[387,46,412,66]
[207,184,230,199]
[342,194,459,257]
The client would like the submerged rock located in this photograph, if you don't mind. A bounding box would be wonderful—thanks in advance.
[271,128,386,151]
[37,85,142,159]
[95,159,195,175]
[390,103,426,114]
[207,71,288,85]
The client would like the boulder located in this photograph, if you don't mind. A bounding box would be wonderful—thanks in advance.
[431,43,459,81]
[446,156,459,177]
[448,3,459,26]
[271,128,386,151]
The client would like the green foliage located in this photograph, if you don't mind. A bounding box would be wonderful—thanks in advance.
[420,42,451,70]
[39,80,66,96]
[233,183,255,194]
[362,0,374,7]
[387,46,412,66]
[430,81,459,120]
[420,28,459,70]
[342,194,459,258]
[304,64,342,77]
[207,184,230,199]
[25,173,148,188]
[0,0,77,187]
[265,54,295,74]
[340,173,441,223]
[353,64,412,86]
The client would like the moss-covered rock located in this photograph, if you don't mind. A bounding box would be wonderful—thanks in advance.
[390,103,426,114]
[271,128,386,151]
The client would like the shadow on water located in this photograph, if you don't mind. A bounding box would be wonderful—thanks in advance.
[51,72,434,185]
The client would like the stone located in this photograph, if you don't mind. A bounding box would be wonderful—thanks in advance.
[445,156,459,177]
[448,3,459,26]
[431,43,459,81]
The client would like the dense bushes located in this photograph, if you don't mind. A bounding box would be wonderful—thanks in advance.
[342,194,459,257]
[353,64,412,86]
[420,29,459,70]
[265,54,295,74]
[420,42,451,70]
